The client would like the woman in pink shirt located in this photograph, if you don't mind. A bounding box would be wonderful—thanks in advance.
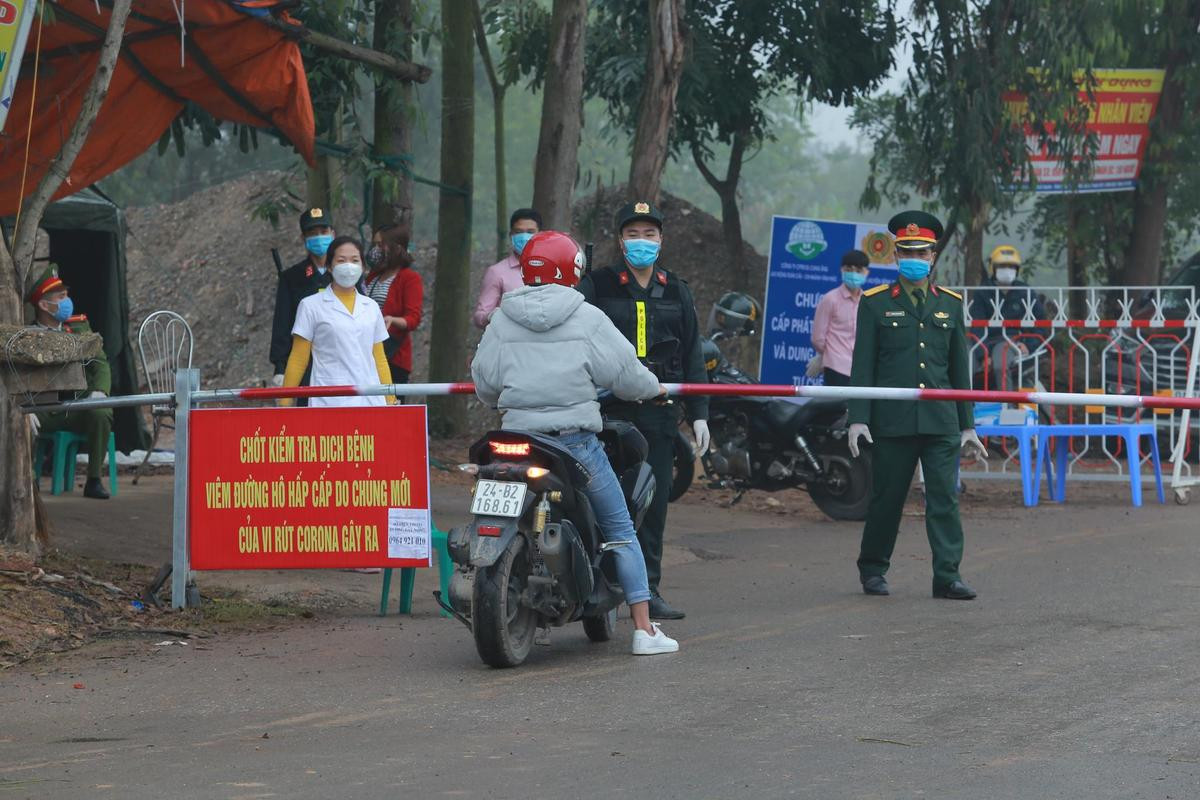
[811,250,871,385]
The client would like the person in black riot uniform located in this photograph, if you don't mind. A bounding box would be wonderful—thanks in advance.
[577,201,710,621]
[269,208,336,387]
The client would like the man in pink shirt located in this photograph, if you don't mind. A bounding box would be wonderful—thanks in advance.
[473,208,542,328]
[811,249,871,385]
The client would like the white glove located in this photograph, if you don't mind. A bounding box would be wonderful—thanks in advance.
[693,420,711,457]
[88,390,106,399]
[805,353,824,378]
[28,414,41,436]
[960,428,989,460]
[848,423,873,458]
[271,373,285,388]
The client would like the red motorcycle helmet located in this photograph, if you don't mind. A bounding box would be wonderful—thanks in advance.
[520,231,586,288]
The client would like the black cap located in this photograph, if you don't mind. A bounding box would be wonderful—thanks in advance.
[615,201,664,232]
[888,210,943,251]
[299,207,333,232]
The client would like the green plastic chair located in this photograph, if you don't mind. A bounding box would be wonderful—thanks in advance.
[379,525,452,617]
[33,430,118,496]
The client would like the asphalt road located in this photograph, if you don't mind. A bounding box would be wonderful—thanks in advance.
[3,482,1199,799]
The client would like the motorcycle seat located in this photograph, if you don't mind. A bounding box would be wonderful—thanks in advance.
[598,420,649,473]
[766,397,847,433]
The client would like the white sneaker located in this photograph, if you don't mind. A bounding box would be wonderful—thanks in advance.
[631,622,679,656]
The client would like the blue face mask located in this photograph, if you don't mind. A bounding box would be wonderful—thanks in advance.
[842,271,867,289]
[306,234,334,257]
[897,258,931,282]
[511,232,534,256]
[623,239,661,269]
[51,296,74,323]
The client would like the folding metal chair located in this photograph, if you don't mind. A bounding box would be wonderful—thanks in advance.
[134,310,193,484]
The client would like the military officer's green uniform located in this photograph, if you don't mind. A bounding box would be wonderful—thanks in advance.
[28,265,113,499]
[849,211,978,599]
[577,201,709,620]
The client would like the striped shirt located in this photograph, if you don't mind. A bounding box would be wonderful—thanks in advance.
[362,271,397,311]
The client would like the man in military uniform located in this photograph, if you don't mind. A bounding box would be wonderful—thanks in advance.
[269,208,335,386]
[27,265,113,499]
[577,201,710,620]
[847,211,988,600]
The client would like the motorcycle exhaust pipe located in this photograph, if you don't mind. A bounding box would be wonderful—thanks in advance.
[538,523,567,577]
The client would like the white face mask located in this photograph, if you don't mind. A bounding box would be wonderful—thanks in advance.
[995,267,1018,285]
[332,261,362,288]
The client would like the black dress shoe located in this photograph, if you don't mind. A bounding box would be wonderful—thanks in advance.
[83,478,110,500]
[647,594,685,620]
[861,575,890,596]
[933,580,976,600]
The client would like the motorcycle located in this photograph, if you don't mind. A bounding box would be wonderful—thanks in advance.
[670,331,873,521]
[440,422,657,668]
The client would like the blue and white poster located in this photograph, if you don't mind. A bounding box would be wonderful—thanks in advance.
[759,216,896,386]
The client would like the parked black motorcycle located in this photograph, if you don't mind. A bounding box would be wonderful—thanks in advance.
[669,294,872,520]
[441,423,656,668]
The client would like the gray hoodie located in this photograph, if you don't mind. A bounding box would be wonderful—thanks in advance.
[472,283,660,433]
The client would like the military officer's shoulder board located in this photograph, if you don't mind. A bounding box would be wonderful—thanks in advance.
[936,285,963,301]
[863,283,891,298]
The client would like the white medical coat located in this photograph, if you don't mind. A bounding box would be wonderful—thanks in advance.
[292,287,389,407]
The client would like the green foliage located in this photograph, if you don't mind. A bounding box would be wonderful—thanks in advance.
[853,0,1113,223]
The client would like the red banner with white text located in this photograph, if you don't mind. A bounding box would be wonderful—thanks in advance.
[1005,68,1165,194]
[188,406,431,570]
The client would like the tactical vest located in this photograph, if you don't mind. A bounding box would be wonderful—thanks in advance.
[585,266,688,381]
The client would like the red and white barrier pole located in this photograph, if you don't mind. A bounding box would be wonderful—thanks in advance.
[20,381,1200,412]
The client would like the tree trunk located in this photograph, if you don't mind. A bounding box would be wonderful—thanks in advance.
[1066,197,1087,318]
[2,0,132,555]
[307,157,333,211]
[531,0,586,231]
[962,197,989,287]
[1120,2,1193,287]
[692,132,748,290]
[428,0,474,437]
[473,0,507,259]
[371,0,415,230]
[626,0,686,203]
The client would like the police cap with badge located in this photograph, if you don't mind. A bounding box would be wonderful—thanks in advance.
[27,263,68,306]
[887,210,944,252]
[614,200,664,232]
[299,207,333,232]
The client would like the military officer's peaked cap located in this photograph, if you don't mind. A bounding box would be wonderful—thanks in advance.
[888,210,943,251]
[615,200,664,231]
[27,263,67,305]
[299,207,333,232]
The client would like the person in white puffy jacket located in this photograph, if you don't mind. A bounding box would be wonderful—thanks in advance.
[471,231,680,657]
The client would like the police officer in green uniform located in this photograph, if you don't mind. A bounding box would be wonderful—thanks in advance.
[27,265,113,500]
[847,211,988,600]
[269,208,335,386]
[578,201,710,620]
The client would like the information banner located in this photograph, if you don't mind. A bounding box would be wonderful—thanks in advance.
[0,1,35,133]
[1006,68,1165,194]
[760,216,894,386]
[188,406,432,570]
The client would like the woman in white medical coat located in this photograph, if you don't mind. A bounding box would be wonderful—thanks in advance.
[280,236,395,407]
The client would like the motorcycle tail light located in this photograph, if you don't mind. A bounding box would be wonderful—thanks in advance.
[490,441,531,457]
[478,525,502,537]
[526,467,549,479]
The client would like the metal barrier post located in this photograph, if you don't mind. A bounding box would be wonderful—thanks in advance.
[1170,325,1200,502]
[172,369,199,609]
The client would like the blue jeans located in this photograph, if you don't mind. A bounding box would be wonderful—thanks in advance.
[556,432,652,605]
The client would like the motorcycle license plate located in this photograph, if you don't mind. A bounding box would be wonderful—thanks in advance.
[470,480,528,518]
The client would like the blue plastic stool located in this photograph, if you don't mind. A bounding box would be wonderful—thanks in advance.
[32,431,118,496]
[1035,423,1165,507]
[379,525,452,617]
[975,423,1055,506]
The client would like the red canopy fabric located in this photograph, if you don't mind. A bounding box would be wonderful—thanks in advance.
[0,0,314,217]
